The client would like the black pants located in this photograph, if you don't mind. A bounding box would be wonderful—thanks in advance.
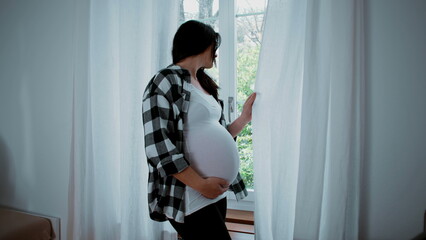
[168,197,231,240]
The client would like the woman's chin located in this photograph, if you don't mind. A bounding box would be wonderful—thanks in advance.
[205,62,214,69]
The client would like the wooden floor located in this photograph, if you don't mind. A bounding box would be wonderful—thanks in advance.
[226,209,255,240]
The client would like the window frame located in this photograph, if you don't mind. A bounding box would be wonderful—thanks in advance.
[226,189,255,211]
[179,0,260,211]
[218,0,237,124]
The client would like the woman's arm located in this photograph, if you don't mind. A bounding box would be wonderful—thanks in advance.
[143,93,228,199]
[227,92,256,138]
[173,167,229,199]
[143,74,230,200]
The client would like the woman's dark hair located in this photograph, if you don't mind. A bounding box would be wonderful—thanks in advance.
[172,20,221,100]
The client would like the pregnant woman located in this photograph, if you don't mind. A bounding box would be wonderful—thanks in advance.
[142,20,256,240]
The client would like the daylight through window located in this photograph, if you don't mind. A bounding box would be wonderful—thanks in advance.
[179,0,267,191]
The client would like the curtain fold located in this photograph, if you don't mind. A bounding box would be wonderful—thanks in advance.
[253,0,364,239]
[68,0,179,239]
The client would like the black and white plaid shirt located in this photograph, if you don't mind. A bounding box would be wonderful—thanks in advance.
[142,65,248,223]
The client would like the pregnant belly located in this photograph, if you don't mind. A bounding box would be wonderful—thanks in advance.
[184,123,240,183]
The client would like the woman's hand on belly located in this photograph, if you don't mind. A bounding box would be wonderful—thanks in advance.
[173,166,229,199]
[196,177,229,199]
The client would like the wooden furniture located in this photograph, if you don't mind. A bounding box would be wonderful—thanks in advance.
[0,208,57,240]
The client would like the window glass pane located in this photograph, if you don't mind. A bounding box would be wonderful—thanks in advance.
[180,0,219,25]
[236,0,267,190]
[179,0,219,81]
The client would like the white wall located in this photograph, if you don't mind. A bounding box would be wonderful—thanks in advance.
[0,1,82,239]
[361,0,426,239]
[1,1,425,240]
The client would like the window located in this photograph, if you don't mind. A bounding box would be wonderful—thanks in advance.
[235,0,266,190]
[179,0,267,211]
[179,0,220,81]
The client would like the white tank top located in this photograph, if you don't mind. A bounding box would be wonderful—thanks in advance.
[183,84,240,215]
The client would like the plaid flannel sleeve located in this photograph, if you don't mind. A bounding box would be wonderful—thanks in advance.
[142,76,189,178]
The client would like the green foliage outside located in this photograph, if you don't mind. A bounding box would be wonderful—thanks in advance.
[236,44,260,190]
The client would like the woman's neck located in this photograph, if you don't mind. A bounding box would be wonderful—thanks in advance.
[176,58,210,94]
[176,57,202,80]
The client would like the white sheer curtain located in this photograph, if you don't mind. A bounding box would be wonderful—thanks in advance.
[68,0,179,239]
[253,0,364,239]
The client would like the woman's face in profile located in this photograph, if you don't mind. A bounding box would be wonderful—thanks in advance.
[200,44,217,69]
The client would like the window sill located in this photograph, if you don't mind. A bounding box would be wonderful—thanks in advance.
[226,189,255,211]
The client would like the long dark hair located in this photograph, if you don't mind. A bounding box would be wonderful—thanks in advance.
[172,20,221,100]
